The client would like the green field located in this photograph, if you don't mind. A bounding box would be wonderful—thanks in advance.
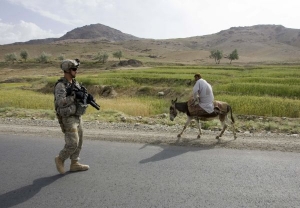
[0,64,300,122]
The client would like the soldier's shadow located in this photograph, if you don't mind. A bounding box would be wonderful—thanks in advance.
[0,174,65,208]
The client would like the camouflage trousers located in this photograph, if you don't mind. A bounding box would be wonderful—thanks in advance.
[58,116,83,161]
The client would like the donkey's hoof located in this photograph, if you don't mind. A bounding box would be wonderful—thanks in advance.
[197,135,201,139]
[215,136,220,140]
[177,134,181,138]
[234,135,237,140]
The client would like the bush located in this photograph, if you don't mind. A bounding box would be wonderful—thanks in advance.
[4,53,17,63]
[113,51,122,61]
[20,50,29,61]
[94,52,109,63]
[58,54,65,61]
[36,52,52,63]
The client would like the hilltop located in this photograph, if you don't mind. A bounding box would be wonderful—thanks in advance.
[11,23,140,45]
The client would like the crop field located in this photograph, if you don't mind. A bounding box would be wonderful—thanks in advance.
[63,65,300,118]
[0,64,300,123]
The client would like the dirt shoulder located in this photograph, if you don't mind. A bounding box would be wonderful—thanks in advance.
[0,117,300,153]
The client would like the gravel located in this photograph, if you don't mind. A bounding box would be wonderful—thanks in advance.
[0,117,300,153]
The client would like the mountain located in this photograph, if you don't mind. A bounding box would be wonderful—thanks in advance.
[4,24,300,64]
[13,23,140,45]
[116,24,300,64]
[58,23,139,41]
[187,24,300,51]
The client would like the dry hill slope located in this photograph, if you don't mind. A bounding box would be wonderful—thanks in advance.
[118,25,300,63]
[2,24,300,64]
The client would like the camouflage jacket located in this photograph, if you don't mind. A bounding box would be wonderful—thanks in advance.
[54,77,86,117]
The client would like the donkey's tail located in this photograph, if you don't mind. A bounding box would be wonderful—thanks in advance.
[228,105,235,124]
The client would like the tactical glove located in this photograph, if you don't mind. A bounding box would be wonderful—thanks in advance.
[87,94,94,104]
[66,87,72,96]
[75,91,84,99]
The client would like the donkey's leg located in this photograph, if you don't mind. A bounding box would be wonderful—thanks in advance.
[196,118,202,139]
[231,121,237,139]
[223,114,237,140]
[178,116,192,138]
[216,115,227,140]
[228,105,237,139]
[216,121,227,139]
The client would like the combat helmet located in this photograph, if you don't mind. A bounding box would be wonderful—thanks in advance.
[60,59,80,72]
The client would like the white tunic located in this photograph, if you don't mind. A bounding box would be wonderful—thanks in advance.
[192,79,214,113]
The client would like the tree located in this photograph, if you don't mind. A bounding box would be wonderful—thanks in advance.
[94,52,109,64]
[228,49,239,64]
[20,50,29,62]
[113,51,123,61]
[209,50,223,64]
[4,53,17,63]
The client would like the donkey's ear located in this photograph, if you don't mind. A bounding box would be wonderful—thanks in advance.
[175,98,177,102]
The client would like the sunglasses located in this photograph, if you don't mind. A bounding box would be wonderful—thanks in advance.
[71,68,78,71]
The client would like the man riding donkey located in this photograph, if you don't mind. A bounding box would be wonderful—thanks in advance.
[169,74,236,139]
[191,73,214,115]
[190,73,223,116]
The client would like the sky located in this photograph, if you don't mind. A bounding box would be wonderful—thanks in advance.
[1,0,300,45]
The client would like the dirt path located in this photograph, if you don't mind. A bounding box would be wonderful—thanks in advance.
[1,118,300,153]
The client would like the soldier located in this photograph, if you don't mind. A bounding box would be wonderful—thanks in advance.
[54,59,90,174]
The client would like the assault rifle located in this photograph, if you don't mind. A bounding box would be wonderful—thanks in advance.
[72,83,100,111]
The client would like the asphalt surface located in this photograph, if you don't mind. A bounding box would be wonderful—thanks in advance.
[0,133,300,208]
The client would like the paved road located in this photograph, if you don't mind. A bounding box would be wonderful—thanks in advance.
[0,133,299,208]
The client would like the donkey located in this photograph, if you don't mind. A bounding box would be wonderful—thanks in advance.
[169,98,237,140]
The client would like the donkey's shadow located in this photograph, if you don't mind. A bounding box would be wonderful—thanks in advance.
[139,134,235,164]
[139,137,220,164]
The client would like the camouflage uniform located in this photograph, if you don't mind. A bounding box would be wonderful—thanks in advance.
[54,59,89,174]
[54,77,86,161]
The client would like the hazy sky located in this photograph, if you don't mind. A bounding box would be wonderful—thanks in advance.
[1,0,300,45]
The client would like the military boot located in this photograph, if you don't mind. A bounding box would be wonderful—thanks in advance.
[55,156,65,174]
[70,160,89,172]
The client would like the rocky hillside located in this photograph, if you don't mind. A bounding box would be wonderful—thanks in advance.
[58,23,140,41]
[13,23,140,44]
[5,24,300,64]
[188,25,300,49]
[118,24,300,63]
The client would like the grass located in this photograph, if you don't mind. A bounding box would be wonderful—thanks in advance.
[0,85,169,122]
[0,88,53,109]
[215,95,300,118]
[1,63,300,133]
[215,83,300,98]
[99,97,169,116]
